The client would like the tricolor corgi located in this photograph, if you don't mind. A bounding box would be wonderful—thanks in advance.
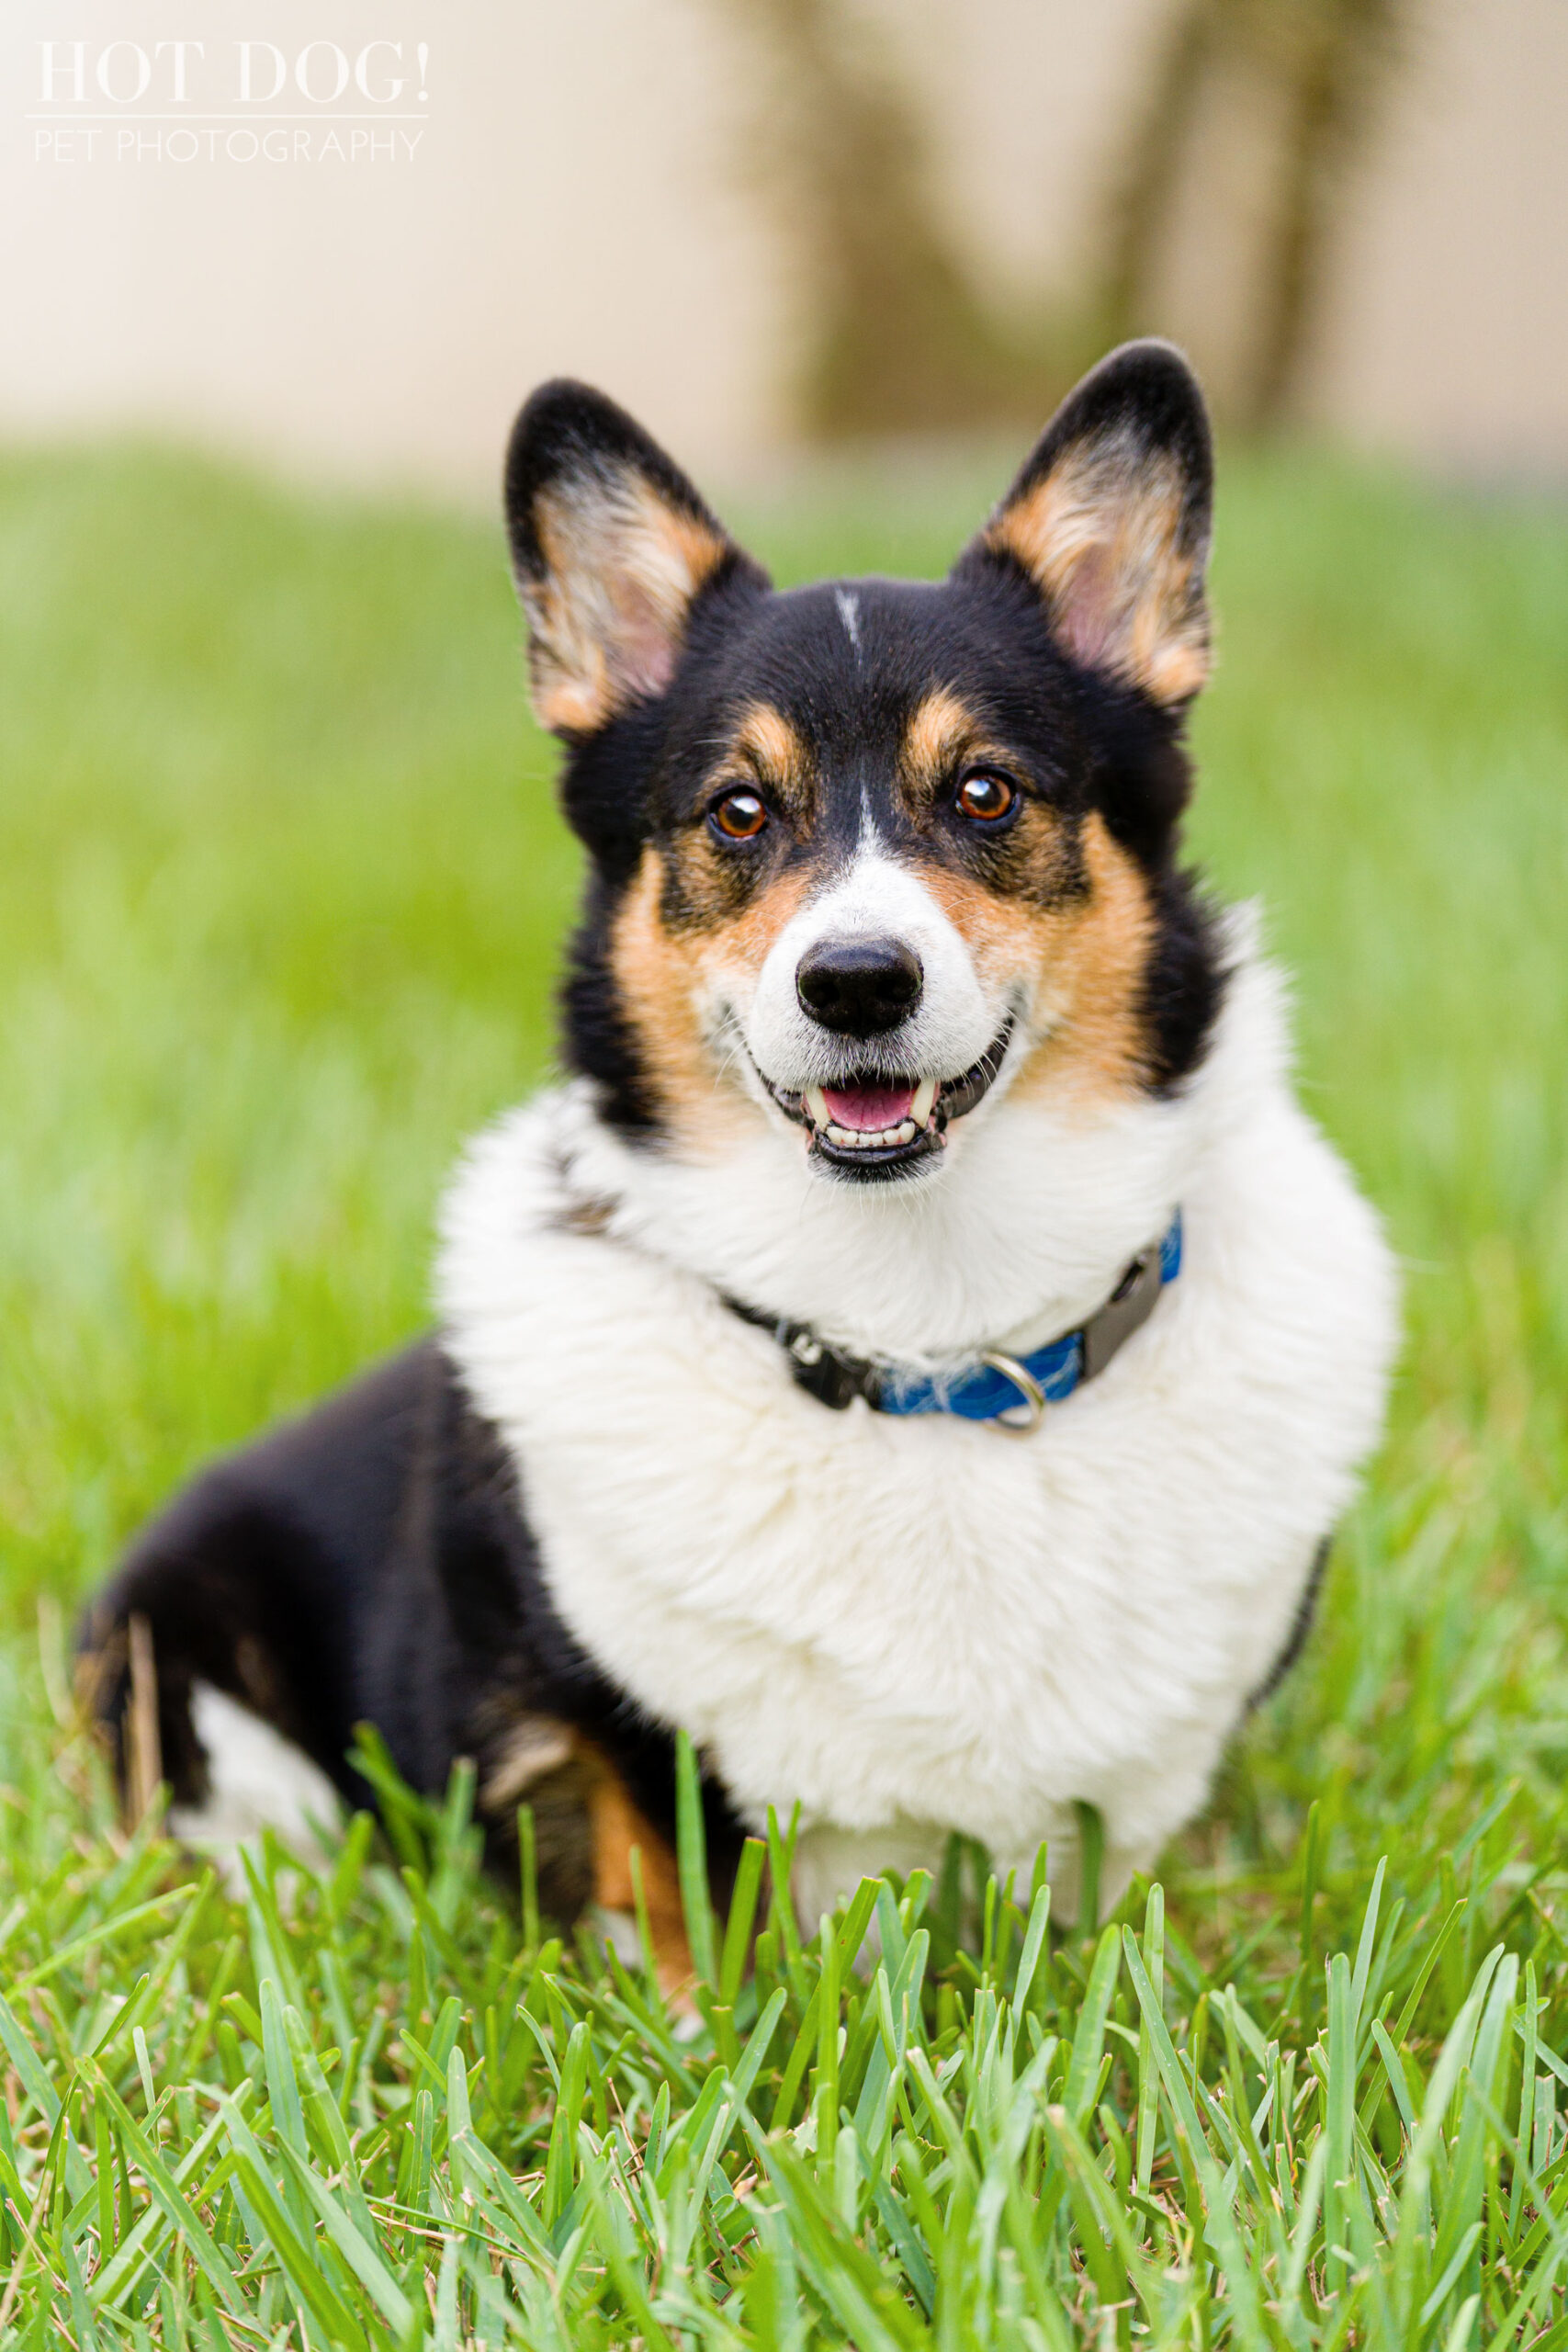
[82,343,1397,1977]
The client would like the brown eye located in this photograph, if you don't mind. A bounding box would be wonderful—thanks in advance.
[709,787,769,842]
[956,769,1017,823]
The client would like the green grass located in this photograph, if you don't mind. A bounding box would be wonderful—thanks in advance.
[1,435,1566,2346]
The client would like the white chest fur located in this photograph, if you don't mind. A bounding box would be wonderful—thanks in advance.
[438,941,1396,1922]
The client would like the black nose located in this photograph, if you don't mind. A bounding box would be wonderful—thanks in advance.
[796,936,924,1035]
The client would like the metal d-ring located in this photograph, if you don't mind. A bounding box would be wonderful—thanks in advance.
[978,1351,1048,1437]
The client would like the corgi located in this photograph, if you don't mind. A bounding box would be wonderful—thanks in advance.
[82,342,1397,1975]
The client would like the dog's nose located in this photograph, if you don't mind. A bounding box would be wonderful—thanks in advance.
[796,937,923,1035]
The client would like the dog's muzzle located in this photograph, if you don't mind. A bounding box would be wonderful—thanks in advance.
[758,1014,1017,1181]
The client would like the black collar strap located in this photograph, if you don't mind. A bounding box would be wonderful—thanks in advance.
[727,1212,1182,1435]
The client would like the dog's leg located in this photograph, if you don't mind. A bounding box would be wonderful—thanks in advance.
[476,1715,694,2000]
[583,1752,695,2000]
[78,1515,348,1879]
[168,1679,344,1871]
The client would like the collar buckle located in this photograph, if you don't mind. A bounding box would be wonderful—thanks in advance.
[1080,1240,1165,1381]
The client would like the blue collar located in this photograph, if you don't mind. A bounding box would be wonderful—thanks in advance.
[728,1212,1182,1435]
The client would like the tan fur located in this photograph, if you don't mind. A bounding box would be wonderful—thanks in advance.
[552,1189,615,1238]
[480,1715,577,1812]
[695,864,814,977]
[925,812,1156,1104]
[901,687,1085,903]
[730,701,815,814]
[524,472,728,735]
[476,1712,694,1997]
[901,687,980,789]
[609,849,809,1152]
[74,1623,120,1727]
[126,1613,163,1826]
[475,1718,599,1923]
[585,1762,695,2000]
[986,435,1209,706]
[608,854,750,1151]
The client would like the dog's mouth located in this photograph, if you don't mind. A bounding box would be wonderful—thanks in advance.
[760,1018,1016,1180]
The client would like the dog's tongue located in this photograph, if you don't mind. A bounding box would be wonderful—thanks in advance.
[821,1080,918,1132]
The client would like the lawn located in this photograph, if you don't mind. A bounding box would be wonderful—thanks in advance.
[0,435,1565,2346]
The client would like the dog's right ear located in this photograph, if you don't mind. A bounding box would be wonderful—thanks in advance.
[504,382,766,739]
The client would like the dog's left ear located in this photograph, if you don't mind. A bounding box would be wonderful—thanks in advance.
[504,381,766,738]
[959,340,1213,707]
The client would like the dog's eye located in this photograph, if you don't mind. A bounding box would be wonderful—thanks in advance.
[709,787,769,842]
[955,769,1018,823]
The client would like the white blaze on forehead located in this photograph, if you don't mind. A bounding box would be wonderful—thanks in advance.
[834,587,862,658]
[740,841,998,1089]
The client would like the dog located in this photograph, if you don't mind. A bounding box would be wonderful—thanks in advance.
[81,341,1397,1977]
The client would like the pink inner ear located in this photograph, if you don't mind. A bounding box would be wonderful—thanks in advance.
[609,576,679,702]
[1053,542,1120,673]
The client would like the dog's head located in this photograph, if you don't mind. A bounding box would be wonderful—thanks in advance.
[505,341,1223,1186]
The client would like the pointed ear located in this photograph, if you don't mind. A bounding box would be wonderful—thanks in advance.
[961,341,1213,707]
[503,381,766,737]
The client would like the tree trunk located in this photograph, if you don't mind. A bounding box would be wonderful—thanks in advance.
[1100,0,1226,345]
[1245,0,1408,430]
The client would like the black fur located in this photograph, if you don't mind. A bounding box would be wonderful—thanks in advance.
[1249,1535,1333,1708]
[82,1343,745,1917]
[561,868,666,1136]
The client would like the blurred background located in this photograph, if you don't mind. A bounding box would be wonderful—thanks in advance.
[6,0,1568,490]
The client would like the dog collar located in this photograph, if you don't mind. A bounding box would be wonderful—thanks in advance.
[728,1212,1182,1436]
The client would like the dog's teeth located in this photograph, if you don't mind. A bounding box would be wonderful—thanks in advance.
[818,1117,924,1151]
[805,1087,829,1130]
[911,1077,937,1127]
[817,1117,935,1150]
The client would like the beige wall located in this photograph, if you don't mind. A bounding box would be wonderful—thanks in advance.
[4,0,1565,492]
[1307,0,1568,472]
[4,0,785,488]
